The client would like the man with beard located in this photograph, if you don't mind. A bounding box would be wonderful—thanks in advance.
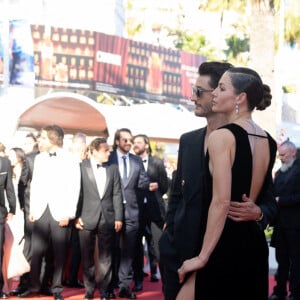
[132,134,169,291]
[269,140,300,300]
[107,128,149,299]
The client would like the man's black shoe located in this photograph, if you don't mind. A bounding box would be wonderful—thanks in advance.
[143,272,148,277]
[268,294,286,300]
[100,292,110,300]
[18,290,39,298]
[119,288,137,299]
[40,287,53,296]
[84,292,94,300]
[65,280,84,288]
[106,292,116,299]
[10,286,27,296]
[132,281,143,292]
[53,292,63,300]
[150,274,159,282]
[0,292,8,299]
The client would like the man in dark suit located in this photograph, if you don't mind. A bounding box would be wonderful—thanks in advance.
[108,128,149,299]
[64,132,88,289]
[132,134,169,291]
[269,140,300,300]
[159,61,278,300]
[75,137,123,300]
[0,155,16,299]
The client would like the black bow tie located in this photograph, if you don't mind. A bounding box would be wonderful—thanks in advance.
[97,163,102,168]
[49,152,56,157]
[143,159,147,163]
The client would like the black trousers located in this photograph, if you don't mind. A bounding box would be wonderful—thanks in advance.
[66,224,81,283]
[19,211,53,290]
[158,230,182,300]
[133,222,158,282]
[29,206,70,294]
[273,227,300,299]
[79,219,114,295]
[0,221,4,291]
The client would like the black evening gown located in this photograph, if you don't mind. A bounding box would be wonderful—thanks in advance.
[194,123,277,300]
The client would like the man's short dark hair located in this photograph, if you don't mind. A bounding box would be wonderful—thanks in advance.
[198,61,233,89]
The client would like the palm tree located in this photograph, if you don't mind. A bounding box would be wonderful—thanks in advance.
[197,0,300,136]
[197,0,277,135]
[248,0,276,136]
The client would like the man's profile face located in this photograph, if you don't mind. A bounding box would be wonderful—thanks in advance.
[38,130,53,152]
[190,75,214,117]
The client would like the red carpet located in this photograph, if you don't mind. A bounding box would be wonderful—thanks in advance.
[7,274,276,300]
[8,276,163,300]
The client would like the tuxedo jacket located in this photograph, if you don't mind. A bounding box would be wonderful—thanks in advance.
[0,156,16,220]
[76,159,123,231]
[30,149,81,221]
[140,155,169,228]
[18,151,39,214]
[274,158,300,230]
[161,127,278,263]
[108,150,149,223]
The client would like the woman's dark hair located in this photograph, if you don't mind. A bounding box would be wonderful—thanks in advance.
[226,67,272,111]
[11,147,25,164]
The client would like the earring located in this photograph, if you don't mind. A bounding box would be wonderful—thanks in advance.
[235,103,239,114]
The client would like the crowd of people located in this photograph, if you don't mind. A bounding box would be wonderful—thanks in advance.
[0,126,169,300]
[0,61,299,300]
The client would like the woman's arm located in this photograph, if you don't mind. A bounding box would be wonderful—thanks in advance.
[178,129,234,282]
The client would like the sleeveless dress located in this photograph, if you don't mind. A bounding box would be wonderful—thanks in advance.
[194,123,277,300]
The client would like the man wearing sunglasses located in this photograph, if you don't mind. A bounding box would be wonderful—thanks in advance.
[159,61,278,300]
[107,128,150,299]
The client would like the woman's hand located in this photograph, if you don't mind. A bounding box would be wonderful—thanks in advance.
[177,255,207,283]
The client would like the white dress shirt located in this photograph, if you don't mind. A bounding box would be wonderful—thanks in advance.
[117,149,129,179]
[91,159,107,199]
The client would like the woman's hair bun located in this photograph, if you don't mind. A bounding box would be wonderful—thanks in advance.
[256,84,272,111]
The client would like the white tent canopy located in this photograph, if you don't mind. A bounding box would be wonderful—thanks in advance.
[0,91,206,148]
[15,92,206,143]
[97,102,206,143]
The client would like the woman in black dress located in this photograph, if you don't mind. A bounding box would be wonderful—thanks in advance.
[177,67,277,300]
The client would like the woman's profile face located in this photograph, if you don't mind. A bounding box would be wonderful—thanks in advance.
[211,72,236,114]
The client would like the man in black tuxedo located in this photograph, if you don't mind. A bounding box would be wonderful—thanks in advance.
[108,128,149,299]
[0,155,16,299]
[132,134,169,291]
[75,137,123,300]
[269,140,300,300]
[159,62,279,300]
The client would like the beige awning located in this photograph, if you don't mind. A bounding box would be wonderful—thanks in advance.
[18,92,109,137]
